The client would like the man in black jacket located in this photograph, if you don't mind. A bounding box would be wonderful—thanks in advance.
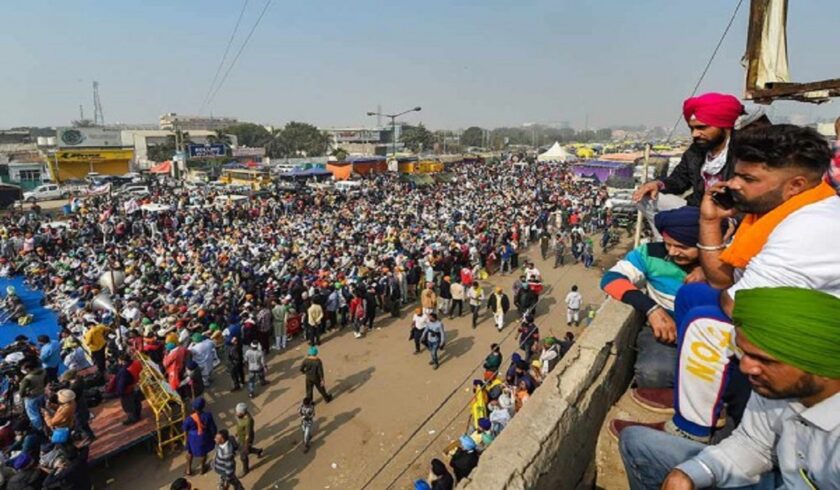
[634,92,744,238]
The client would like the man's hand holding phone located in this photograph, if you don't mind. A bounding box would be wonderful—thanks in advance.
[701,182,738,223]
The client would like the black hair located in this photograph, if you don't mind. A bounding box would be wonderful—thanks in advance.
[37,335,49,344]
[170,478,191,490]
[217,429,229,441]
[732,124,831,177]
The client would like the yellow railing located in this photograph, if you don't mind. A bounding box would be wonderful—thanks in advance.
[134,353,186,459]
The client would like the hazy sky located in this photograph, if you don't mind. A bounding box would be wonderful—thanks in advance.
[2,0,837,130]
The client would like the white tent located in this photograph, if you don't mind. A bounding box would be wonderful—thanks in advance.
[537,142,571,163]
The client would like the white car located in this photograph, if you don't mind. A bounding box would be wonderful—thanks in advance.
[23,184,70,202]
[121,185,150,197]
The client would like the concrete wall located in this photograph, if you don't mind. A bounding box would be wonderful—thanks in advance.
[459,299,642,490]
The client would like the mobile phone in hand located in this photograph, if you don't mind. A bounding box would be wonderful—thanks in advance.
[711,187,735,210]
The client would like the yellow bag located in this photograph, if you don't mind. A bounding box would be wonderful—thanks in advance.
[479,269,489,280]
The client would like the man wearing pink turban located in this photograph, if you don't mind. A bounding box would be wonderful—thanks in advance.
[634,93,745,239]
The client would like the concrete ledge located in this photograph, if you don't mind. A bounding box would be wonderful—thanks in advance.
[459,299,642,490]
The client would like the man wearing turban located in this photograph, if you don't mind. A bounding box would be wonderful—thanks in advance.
[634,92,744,239]
[601,207,703,413]
[621,287,840,489]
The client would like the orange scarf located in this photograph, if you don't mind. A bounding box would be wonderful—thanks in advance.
[720,182,836,269]
[191,413,204,435]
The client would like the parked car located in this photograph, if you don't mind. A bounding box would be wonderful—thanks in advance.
[120,185,151,197]
[22,183,71,202]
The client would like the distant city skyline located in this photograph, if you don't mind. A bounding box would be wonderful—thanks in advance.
[2,0,837,131]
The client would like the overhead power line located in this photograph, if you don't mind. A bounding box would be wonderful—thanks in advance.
[204,0,274,111]
[666,0,746,142]
[198,0,251,115]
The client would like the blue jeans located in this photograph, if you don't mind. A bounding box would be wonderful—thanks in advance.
[619,426,779,490]
[24,395,45,430]
[428,341,440,367]
[634,327,677,388]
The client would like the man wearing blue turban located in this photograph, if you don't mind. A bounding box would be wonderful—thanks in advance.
[601,207,704,423]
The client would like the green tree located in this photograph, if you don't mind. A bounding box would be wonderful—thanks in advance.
[400,123,434,153]
[222,123,271,148]
[331,147,349,161]
[147,132,193,163]
[266,122,330,158]
[461,126,485,148]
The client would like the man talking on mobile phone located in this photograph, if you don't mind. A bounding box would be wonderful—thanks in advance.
[615,125,840,487]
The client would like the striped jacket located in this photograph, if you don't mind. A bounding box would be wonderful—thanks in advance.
[600,242,689,315]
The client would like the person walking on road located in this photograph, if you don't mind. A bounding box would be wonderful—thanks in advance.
[299,397,315,453]
[421,313,446,370]
[213,429,244,490]
[300,346,333,403]
[183,397,217,477]
[438,276,453,318]
[449,278,464,318]
[226,336,245,393]
[410,308,426,354]
[421,282,437,316]
[565,285,583,327]
[234,403,263,476]
[487,287,510,331]
[244,341,268,399]
[467,282,485,329]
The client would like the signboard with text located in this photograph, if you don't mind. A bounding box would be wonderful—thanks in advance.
[231,147,266,158]
[188,144,226,158]
[56,127,126,148]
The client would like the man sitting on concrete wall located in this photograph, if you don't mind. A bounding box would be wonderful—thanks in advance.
[600,206,705,403]
[620,287,840,489]
[613,124,840,445]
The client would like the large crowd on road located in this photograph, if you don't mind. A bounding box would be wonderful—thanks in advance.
[0,156,620,489]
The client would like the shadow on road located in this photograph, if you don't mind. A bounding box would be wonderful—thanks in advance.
[253,407,363,490]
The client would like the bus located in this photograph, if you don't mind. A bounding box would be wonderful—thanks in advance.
[218,168,271,190]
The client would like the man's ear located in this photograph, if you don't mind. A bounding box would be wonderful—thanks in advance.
[784,174,813,199]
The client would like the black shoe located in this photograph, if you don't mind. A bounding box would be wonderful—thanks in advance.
[428,360,434,365]
[257,449,264,458]
[303,445,310,454]
[325,394,333,403]
[433,363,439,370]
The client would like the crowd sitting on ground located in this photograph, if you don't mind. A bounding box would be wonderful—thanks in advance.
[607,96,840,488]
[0,157,618,488]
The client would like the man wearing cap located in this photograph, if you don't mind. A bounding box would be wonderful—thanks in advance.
[486,287,510,332]
[234,403,263,476]
[449,435,480,482]
[601,207,705,411]
[300,346,332,403]
[42,389,76,432]
[621,287,840,489]
[634,92,744,239]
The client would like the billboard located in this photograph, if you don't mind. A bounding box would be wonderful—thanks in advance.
[55,149,134,162]
[188,144,226,158]
[333,129,382,143]
[56,127,126,148]
[231,147,266,158]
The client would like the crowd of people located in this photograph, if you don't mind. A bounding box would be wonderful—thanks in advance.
[608,95,840,488]
[0,155,618,488]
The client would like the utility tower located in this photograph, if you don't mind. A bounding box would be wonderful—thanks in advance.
[79,104,85,121]
[92,81,105,126]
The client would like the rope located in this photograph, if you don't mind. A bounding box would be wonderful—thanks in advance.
[666,0,746,142]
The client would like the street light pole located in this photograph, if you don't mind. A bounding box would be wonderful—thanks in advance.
[366,106,422,157]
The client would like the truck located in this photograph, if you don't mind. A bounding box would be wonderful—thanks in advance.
[22,183,73,202]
